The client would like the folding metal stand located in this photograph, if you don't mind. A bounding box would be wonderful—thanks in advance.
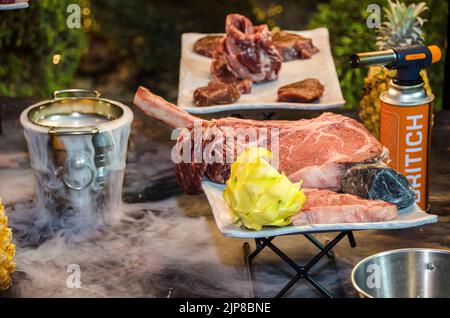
[243,231,356,298]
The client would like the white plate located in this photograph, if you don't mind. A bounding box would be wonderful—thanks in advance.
[177,28,345,114]
[0,2,28,10]
[201,180,438,239]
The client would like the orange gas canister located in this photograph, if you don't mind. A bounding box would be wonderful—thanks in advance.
[380,83,433,210]
[351,44,442,210]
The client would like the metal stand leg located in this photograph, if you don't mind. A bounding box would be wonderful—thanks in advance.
[243,231,356,298]
[304,233,334,258]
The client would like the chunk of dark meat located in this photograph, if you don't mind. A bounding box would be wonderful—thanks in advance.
[211,51,252,94]
[223,14,282,83]
[272,31,319,61]
[277,78,325,103]
[193,81,240,107]
[193,35,223,58]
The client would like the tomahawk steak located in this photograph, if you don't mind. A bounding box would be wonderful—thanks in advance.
[134,86,387,195]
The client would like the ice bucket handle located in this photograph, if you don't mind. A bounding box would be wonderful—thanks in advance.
[48,127,99,191]
[52,89,101,100]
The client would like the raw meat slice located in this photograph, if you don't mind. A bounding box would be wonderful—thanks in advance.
[223,14,282,83]
[211,51,252,94]
[272,31,319,61]
[193,81,240,107]
[193,35,223,58]
[277,78,325,103]
[134,87,386,195]
[291,189,398,225]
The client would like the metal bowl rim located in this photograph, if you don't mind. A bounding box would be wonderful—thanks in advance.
[351,248,450,298]
[20,96,133,133]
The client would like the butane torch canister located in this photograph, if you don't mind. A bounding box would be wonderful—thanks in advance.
[351,45,442,210]
[380,82,432,210]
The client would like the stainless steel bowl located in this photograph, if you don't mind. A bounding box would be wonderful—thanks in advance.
[351,248,450,298]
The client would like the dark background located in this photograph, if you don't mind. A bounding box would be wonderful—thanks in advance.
[0,0,448,108]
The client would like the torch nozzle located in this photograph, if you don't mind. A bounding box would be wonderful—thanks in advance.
[350,49,397,68]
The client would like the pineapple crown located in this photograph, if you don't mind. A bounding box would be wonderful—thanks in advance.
[376,0,428,50]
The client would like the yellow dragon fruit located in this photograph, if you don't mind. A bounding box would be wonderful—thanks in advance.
[223,147,306,231]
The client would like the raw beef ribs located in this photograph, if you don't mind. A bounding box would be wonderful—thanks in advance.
[193,35,223,58]
[272,31,319,61]
[134,86,386,195]
[193,81,240,107]
[277,78,325,103]
[223,14,282,83]
[211,51,252,94]
[292,189,397,225]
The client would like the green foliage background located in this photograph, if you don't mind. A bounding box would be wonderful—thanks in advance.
[308,0,448,110]
[0,0,447,108]
[0,0,86,97]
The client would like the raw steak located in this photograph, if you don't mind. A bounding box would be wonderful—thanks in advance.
[211,51,252,94]
[291,189,398,225]
[272,31,319,61]
[223,14,282,83]
[193,81,240,106]
[277,78,325,103]
[193,35,223,58]
[134,86,386,195]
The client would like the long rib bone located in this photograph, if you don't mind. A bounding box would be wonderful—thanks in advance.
[133,86,205,129]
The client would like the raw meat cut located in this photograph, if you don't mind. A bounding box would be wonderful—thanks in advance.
[277,78,325,103]
[291,189,398,225]
[272,31,319,61]
[211,51,252,94]
[223,14,282,83]
[341,164,416,209]
[193,35,223,58]
[193,81,240,106]
[134,86,386,195]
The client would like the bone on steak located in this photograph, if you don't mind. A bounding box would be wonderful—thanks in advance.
[272,31,319,61]
[277,78,325,103]
[291,189,397,225]
[134,86,386,195]
[193,81,240,107]
[193,35,223,58]
[223,14,282,83]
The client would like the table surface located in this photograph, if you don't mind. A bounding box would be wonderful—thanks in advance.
[0,97,449,298]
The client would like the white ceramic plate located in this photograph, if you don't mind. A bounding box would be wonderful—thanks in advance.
[177,28,345,114]
[0,2,28,10]
[201,180,438,239]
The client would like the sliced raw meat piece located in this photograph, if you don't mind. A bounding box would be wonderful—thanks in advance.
[223,14,282,83]
[272,31,319,61]
[291,189,398,225]
[134,87,386,194]
[211,51,252,94]
[193,35,223,58]
[277,78,325,103]
[193,81,240,107]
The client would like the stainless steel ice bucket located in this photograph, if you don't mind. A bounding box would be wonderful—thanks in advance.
[351,248,450,298]
[19,89,133,226]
